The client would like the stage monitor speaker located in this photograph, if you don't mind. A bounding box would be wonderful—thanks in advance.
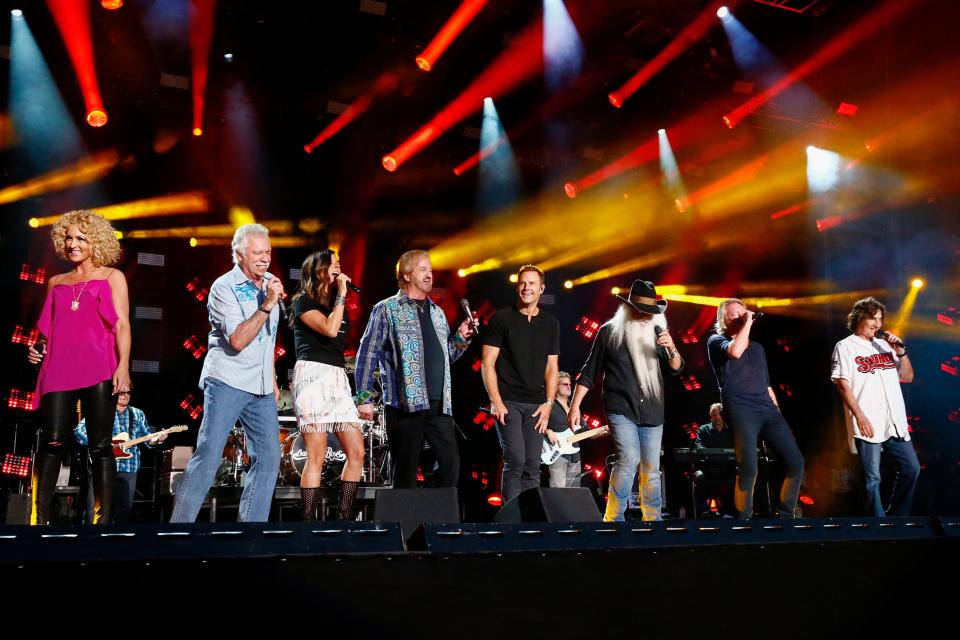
[494,487,601,523]
[4,493,31,525]
[373,488,459,545]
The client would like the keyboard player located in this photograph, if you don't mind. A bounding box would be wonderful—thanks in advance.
[693,403,736,517]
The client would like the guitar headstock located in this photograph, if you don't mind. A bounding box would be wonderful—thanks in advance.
[597,425,610,435]
[166,425,189,434]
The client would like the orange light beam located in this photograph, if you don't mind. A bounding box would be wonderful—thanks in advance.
[684,154,770,209]
[45,0,106,126]
[723,0,920,128]
[304,72,400,153]
[609,1,733,109]
[0,151,120,206]
[416,0,489,72]
[383,18,544,172]
[33,191,211,227]
[189,0,217,137]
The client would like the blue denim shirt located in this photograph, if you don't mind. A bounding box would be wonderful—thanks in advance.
[199,265,279,395]
[355,290,469,415]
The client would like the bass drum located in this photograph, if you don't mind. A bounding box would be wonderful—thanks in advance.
[280,431,347,485]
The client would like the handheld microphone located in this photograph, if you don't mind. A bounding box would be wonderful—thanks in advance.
[654,325,677,359]
[876,329,903,347]
[461,298,480,334]
[263,274,287,320]
[752,311,765,319]
[346,282,362,294]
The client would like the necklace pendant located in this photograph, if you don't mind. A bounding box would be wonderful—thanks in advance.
[70,300,80,311]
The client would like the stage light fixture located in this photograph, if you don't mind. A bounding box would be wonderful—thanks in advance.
[101,0,123,9]
[717,6,729,19]
[193,127,203,136]
[509,274,518,283]
[2,453,31,477]
[486,493,503,507]
[563,280,573,289]
[224,53,233,62]
[911,278,925,289]
[86,109,108,127]
[12,9,23,17]
[458,269,467,277]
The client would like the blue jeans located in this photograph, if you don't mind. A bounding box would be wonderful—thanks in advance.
[855,437,920,517]
[605,414,663,522]
[726,403,804,519]
[548,456,581,488]
[171,378,280,522]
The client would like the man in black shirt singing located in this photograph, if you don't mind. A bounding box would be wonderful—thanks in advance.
[569,280,683,521]
[706,298,803,519]
[482,265,560,502]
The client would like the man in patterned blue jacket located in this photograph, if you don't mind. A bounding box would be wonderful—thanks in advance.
[75,390,166,523]
[355,250,475,489]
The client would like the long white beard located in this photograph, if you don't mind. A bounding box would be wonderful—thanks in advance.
[606,306,666,402]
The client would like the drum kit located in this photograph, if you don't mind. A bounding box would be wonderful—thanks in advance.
[214,358,392,488]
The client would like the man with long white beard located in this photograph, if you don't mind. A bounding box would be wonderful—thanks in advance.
[569,280,684,521]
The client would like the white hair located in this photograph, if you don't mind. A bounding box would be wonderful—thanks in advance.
[604,304,668,404]
[231,223,270,264]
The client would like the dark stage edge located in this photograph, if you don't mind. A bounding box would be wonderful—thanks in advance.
[1,517,958,636]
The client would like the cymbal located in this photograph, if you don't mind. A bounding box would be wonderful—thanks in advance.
[276,389,294,412]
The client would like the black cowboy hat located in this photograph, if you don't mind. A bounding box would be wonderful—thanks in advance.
[616,279,668,314]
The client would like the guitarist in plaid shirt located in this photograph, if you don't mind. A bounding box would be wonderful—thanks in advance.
[75,391,166,523]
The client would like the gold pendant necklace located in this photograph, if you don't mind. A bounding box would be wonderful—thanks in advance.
[70,280,89,311]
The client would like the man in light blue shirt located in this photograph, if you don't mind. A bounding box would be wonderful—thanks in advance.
[171,224,285,522]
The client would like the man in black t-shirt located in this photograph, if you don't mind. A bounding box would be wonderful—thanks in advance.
[706,298,803,519]
[482,265,560,502]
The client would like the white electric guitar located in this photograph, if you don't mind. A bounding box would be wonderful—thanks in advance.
[112,425,188,459]
[541,425,610,465]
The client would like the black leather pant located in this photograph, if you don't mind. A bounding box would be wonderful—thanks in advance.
[34,380,116,525]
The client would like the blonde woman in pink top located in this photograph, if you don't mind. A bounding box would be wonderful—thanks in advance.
[27,210,131,525]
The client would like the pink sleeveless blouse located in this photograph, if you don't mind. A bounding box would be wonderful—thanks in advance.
[33,278,119,409]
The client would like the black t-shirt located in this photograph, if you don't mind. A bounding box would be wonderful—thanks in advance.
[695,423,735,449]
[706,334,774,409]
[483,306,560,404]
[417,300,445,401]
[547,402,580,463]
[292,293,347,368]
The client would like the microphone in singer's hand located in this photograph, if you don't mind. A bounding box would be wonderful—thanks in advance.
[876,329,903,347]
[346,282,361,294]
[752,311,764,319]
[654,325,677,359]
[264,274,287,320]
[460,298,479,333]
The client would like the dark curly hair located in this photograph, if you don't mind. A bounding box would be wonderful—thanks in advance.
[847,297,886,333]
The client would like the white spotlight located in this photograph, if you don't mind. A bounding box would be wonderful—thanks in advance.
[717,6,729,19]
[657,128,666,135]
[12,8,23,17]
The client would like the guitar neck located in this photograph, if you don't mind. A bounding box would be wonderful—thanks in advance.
[119,426,183,449]
[567,427,609,445]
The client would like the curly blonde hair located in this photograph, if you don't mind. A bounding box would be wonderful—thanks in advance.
[51,210,121,267]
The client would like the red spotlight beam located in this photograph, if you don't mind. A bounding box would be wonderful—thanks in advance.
[45,0,106,126]
[416,0,489,72]
[565,110,708,197]
[609,1,734,109]
[189,0,217,137]
[304,72,400,153]
[383,18,545,172]
[723,0,920,128]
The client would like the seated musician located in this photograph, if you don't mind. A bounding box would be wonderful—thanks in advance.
[693,403,735,517]
[695,403,734,450]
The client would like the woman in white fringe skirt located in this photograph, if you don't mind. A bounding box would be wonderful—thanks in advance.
[289,249,364,520]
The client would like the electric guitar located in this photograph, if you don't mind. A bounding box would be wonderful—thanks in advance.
[112,425,188,459]
[541,425,610,465]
